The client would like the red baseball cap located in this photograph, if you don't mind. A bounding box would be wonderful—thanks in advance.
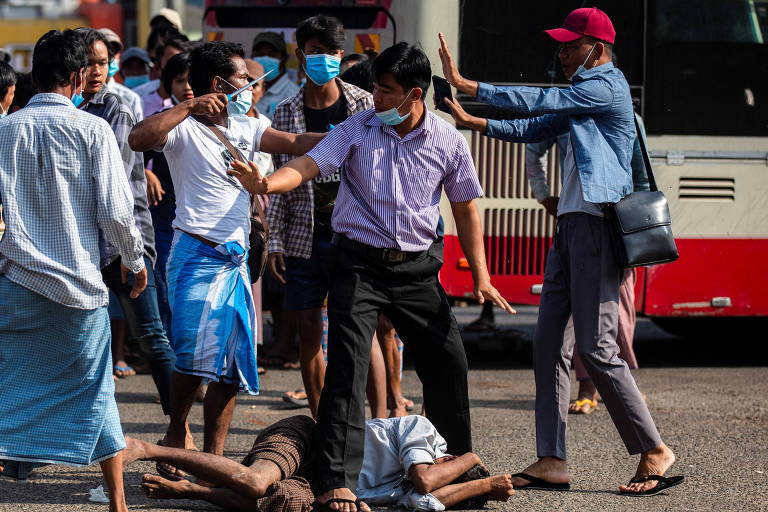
[545,7,616,45]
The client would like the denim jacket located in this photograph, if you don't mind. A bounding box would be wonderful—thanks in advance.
[479,62,634,204]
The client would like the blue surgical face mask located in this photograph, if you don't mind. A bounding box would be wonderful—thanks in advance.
[219,77,253,117]
[124,74,150,89]
[375,89,414,126]
[302,52,341,86]
[107,58,120,78]
[0,103,7,118]
[71,72,85,107]
[253,56,280,81]
[571,44,597,80]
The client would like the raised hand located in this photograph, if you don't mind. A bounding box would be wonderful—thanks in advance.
[438,32,462,87]
[188,93,228,117]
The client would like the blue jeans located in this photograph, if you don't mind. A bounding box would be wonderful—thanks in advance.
[102,256,175,414]
[153,227,174,337]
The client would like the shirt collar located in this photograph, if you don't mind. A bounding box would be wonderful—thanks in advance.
[287,78,368,113]
[85,84,110,106]
[365,104,434,139]
[27,92,77,108]
[572,61,615,82]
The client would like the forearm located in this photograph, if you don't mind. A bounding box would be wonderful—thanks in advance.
[265,156,318,194]
[458,113,488,133]
[453,202,491,284]
[129,101,192,151]
[293,132,325,155]
[431,478,491,508]
[454,76,480,97]
[410,453,480,493]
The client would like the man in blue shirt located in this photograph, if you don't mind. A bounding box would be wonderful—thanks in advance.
[437,7,683,497]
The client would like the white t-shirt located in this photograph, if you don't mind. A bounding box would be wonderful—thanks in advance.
[161,114,271,246]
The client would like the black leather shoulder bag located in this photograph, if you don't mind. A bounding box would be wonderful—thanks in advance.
[606,117,679,268]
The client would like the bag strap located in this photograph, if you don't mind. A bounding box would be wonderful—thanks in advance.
[192,115,269,237]
[633,115,658,192]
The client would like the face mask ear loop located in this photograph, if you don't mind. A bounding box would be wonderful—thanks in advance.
[581,44,597,71]
[396,88,414,114]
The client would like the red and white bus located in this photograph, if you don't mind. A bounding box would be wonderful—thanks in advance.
[202,0,768,329]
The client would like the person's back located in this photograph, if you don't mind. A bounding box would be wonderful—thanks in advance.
[0,93,139,308]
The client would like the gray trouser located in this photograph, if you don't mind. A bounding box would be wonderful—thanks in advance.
[534,213,662,459]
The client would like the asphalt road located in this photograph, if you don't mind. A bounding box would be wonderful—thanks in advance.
[2,306,767,511]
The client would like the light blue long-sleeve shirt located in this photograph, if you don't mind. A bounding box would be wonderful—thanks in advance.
[478,62,634,204]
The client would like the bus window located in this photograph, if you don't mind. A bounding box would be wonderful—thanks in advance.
[646,0,768,136]
[655,0,765,43]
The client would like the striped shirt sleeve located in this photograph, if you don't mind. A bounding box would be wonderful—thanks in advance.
[442,135,484,202]
[306,117,357,178]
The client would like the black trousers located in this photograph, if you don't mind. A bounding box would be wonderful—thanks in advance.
[312,241,472,493]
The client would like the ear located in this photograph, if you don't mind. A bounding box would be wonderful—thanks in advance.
[211,75,223,93]
[294,47,303,64]
[594,42,605,61]
[411,87,424,102]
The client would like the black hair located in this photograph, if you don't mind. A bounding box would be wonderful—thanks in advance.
[155,35,191,66]
[74,27,114,62]
[296,14,345,52]
[147,25,183,53]
[31,30,87,92]
[0,48,11,64]
[447,464,491,510]
[0,61,17,101]
[372,42,431,97]
[341,53,367,68]
[10,72,35,110]
[188,41,244,97]
[162,52,190,97]
[340,58,373,93]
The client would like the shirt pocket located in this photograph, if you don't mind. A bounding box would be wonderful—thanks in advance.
[401,167,442,209]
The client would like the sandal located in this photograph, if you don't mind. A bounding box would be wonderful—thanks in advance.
[258,355,300,369]
[619,474,685,496]
[283,389,309,409]
[568,398,598,415]
[512,472,571,491]
[312,498,366,512]
[113,364,136,378]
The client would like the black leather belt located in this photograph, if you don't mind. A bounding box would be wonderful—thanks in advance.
[332,234,425,263]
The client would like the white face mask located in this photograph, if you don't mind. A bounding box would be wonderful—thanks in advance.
[571,43,597,80]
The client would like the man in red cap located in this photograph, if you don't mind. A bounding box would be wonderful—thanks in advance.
[436,7,684,497]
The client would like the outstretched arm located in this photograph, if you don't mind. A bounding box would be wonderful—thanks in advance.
[227,155,320,195]
[259,127,325,157]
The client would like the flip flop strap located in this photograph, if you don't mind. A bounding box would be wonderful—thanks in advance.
[630,474,666,484]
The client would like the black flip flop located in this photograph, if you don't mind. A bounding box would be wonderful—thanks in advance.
[312,497,366,511]
[512,472,571,490]
[619,474,685,496]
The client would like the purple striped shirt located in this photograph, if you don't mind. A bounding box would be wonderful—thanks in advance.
[306,108,483,251]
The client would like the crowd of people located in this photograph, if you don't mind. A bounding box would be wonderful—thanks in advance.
[0,6,684,512]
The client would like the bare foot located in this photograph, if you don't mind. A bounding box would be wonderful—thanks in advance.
[141,474,195,500]
[619,443,676,494]
[122,437,152,466]
[487,474,516,500]
[511,457,570,488]
[315,488,370,512]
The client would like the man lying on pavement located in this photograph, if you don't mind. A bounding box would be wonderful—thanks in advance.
[123,415,515,511]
